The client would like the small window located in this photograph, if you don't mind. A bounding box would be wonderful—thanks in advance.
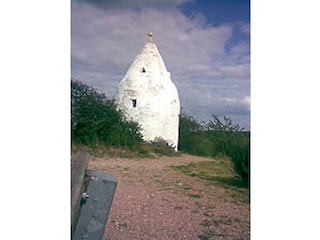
[132,99,137,108]
[142,67,146,73]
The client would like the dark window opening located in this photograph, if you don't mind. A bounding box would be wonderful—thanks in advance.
[132,99,137,108]
[142,67,146,73]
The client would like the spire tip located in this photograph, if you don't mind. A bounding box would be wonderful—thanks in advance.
[147,32,153,42]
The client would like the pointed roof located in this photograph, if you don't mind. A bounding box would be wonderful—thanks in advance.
[122,32,170,81]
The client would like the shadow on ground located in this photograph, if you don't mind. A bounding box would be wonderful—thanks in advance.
[171,159,249,190]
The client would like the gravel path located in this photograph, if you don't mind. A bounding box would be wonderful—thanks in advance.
[88,154,250,240]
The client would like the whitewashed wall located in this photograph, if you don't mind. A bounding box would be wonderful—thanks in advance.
[116,34,180,150]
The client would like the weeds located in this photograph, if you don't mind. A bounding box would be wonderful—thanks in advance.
[172,159,249,203]
[179,113,250,181]
[150,137,180,157]
[188,193,203,199]
[172,159,248,189]
[198,230,215,240]
[71,142,180,159]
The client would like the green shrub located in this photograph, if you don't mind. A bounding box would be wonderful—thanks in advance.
[71,80,143,148]
[179,112,250,182]
[207,115,250,181]
[178,112,208,155]
[150,137,180,156]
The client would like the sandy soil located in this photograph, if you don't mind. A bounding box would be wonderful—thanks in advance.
[88,154,250,240]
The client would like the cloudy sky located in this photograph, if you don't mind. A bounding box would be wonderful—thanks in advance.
[2,1,320,238]
[71,0,250,129]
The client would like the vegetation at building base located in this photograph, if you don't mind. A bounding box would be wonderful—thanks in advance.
[71,80,250,186]
[71,80,178,158]
[71,80,143,148]
[178,113,250,187]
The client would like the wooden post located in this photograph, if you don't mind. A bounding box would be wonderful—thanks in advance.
[71,151,89,236]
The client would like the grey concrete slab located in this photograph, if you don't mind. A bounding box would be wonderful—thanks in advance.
[73,170,117,240]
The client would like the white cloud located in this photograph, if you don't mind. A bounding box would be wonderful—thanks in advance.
[71,1,250,129]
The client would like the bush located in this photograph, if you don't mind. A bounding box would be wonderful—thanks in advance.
[207,115,250,181]
[178,112,208,155]
[150,137,180,157]
[71,80,143,148]
[178,112,250,182]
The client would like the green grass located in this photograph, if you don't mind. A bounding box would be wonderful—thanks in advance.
[71,142,180,159]
[171,158,250,203]
[201,218,233,227]
[71,144,150,158]
[187,193,203,198]
[198,230,215,240]
[171,158,248,189]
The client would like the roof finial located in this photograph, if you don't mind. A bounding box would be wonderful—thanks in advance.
[147,31,153,42]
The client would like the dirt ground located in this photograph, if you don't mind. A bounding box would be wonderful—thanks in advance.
[87,154,250,240]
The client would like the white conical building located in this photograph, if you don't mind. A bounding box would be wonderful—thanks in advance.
[116,32,180,150]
